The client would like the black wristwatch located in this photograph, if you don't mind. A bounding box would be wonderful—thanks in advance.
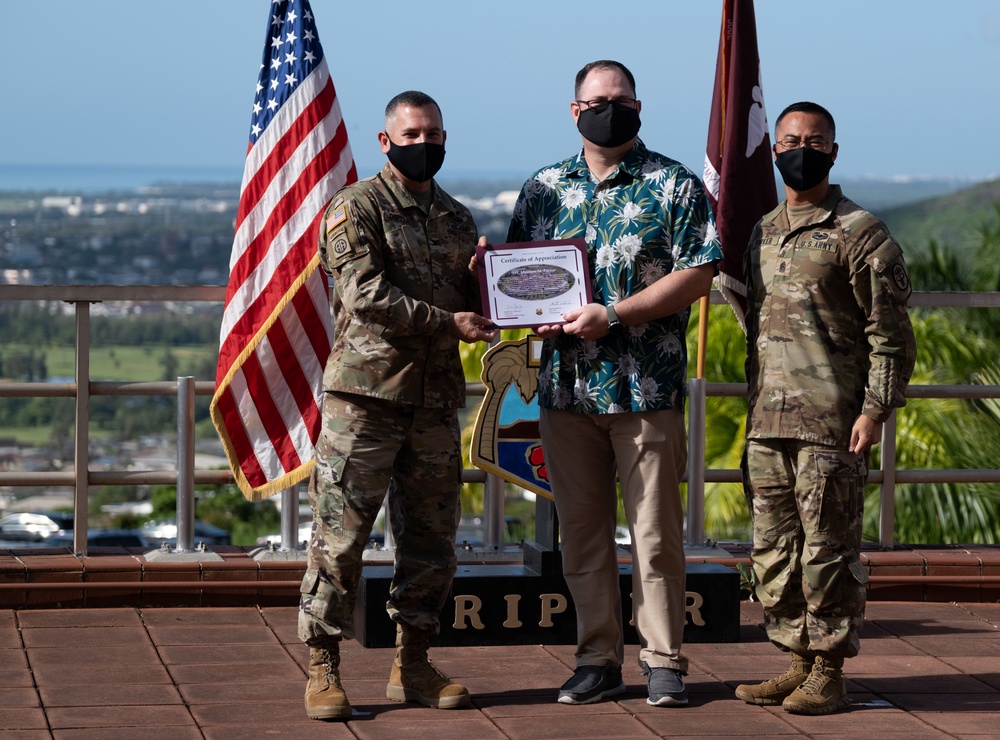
[606,303,621,329]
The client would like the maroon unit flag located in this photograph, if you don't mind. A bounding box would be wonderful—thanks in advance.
[211,0,356,500]
[703,0,777,329]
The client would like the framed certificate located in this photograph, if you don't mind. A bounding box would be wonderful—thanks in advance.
[476,239,592,329]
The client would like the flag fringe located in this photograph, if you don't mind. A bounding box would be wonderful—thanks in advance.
[715,272,748,333]
[210,251,327,500]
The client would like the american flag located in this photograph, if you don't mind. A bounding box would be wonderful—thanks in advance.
[703,0,776,329]
[211,0,357,501]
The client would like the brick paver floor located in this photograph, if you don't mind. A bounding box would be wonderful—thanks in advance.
[1,600,998,739]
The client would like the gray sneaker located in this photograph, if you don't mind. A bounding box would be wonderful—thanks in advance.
[643,663,688,707]
[557,665,625,705]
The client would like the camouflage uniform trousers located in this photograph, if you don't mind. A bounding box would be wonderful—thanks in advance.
[744,438,869,658]
[298,391,462,645]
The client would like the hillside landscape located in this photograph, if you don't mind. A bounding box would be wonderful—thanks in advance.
[878,177,1000,259]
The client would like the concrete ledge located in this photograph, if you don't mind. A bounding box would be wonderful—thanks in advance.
[1,543,1000,608]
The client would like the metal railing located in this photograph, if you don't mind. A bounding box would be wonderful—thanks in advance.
[2,285,999,554]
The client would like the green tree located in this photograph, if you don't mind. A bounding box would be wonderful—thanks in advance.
[161,348,179,381]
[883,206,1000,543]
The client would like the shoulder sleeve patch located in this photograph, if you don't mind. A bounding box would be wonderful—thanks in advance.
[866,237,911,304]
[321,199,367,271]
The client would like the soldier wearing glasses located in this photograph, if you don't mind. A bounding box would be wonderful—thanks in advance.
[507,59,721,708]
[736,102,916,715]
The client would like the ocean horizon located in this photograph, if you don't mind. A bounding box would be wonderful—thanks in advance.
[0,163,243,193]
[0,162,534,195]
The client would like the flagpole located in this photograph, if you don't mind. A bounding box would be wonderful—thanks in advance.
[688,292,710,546]
[696,294,709,380]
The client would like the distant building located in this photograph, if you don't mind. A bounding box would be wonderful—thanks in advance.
[2,269,33,284]
[41,195,83,216]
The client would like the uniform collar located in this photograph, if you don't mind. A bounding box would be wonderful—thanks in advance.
[764,183,843,226]
[378,162,448,214]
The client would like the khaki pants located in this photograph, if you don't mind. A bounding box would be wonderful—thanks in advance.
[540,407,688,672]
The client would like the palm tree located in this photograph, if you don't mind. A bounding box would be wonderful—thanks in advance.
[885,206,1000,543]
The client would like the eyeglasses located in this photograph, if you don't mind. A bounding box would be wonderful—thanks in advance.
[575,97,638,112]
[775,136,832,151]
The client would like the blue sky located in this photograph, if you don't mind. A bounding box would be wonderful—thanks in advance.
[2,0,998,181]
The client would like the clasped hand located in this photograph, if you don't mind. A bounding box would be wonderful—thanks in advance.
[534,303,610,341]
[449,312,497,343]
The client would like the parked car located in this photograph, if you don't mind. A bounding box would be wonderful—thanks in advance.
[0,511,74,542]
[139,518,231,546]
[45,529,151,548]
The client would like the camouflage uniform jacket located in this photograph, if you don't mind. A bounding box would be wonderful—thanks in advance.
[745,185,916,447]
[318,164,480,409]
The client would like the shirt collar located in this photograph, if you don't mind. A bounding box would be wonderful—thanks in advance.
[566,138,649,183]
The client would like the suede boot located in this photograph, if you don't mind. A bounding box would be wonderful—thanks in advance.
[782,654,850,715]
[735,652,813,705]
[304,638,351,720]
[385,624,471,709]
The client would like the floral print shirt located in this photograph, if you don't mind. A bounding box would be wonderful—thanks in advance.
[507,139,722,414]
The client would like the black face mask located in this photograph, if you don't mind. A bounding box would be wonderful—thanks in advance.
[774,146,835,192]
[576,105,641,148]
[386,140,446,183]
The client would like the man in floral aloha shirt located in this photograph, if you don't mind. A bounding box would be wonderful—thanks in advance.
[507,59,722,708]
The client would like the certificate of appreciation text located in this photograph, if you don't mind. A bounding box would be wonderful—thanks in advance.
[476,239,592,329]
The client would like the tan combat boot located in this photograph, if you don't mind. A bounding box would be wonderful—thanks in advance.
[735,652,813,705]
[782,654,850,715]
[304,638,352,720]
[385,624,471,709]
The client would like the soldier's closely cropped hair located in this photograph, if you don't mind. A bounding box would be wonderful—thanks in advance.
[775,101,836,140]
[384,90,441,131]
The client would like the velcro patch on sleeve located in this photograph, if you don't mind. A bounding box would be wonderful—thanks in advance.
[867,237,912,304]
[322,199,366,270]
[326,205,348,233]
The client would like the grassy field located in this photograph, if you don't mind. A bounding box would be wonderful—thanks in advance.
[1,344,217,445]
[1,425,60,446]
[5,344,216,382]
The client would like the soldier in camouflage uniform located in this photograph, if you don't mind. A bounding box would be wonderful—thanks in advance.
[736,102,916,715]
[299,90,497,721]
